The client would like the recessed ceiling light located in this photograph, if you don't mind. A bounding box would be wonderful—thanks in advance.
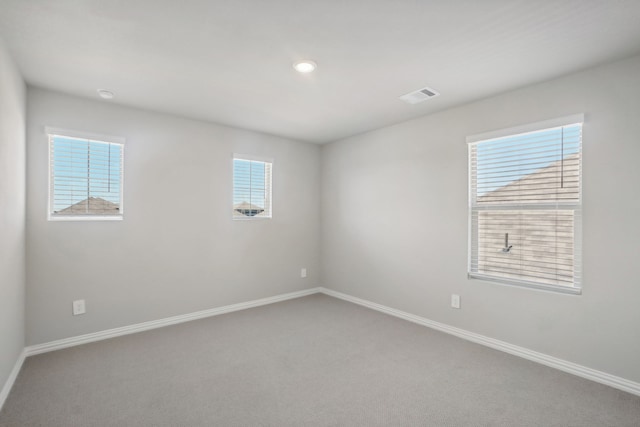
[97,89,114,99]
[293,60,317,73]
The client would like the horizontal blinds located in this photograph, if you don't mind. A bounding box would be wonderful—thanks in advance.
[470,125,581,206]
[469,122,582,290]
[233,158,272,218]
[50,135,123,216]
[470,210,578,287]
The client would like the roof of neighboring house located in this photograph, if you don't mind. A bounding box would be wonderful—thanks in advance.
[233,201,265,217]
[55,197,120,215]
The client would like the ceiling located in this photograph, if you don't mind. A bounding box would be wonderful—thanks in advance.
[1,1,640,144]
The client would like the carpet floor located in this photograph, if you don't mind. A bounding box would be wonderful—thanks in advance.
[1,293,639,426]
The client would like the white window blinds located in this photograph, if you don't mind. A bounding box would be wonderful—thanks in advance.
[468,116,582,293]
[233,155,272,219]
[48,129,124,220]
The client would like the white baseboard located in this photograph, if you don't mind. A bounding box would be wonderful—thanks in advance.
[25,287,322,356]
[318,287,640,397]
[0,349,26,412]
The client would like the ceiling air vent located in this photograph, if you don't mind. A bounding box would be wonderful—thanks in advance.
[399,86,440,104]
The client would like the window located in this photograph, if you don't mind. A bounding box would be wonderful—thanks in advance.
[47,128,124,220]
[233,155,272,219]
[468,115,583,294]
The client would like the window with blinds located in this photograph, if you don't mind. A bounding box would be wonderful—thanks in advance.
[468,115,582,293]
[233,155,272,219]
[48,128,124,220]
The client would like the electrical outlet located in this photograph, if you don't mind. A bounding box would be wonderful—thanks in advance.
[301,268,307,278]
[451,294,461,309]
[72,299,86,316]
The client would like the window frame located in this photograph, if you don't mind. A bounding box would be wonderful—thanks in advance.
[232,153,273,220]
[46,127,125,222]
[467,114,583,294]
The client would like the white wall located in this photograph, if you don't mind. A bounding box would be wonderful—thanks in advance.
[0,39,26,390]
[321,54,640,383]
[26,88,320,345]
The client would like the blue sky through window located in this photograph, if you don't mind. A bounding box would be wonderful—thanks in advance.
[233,159,267,208]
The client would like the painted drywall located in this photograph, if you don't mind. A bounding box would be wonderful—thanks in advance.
[26,88,320,345]
[0,39,26,390]
[321,54,640,383]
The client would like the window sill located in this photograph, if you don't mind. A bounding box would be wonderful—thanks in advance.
[48,215,123,222]
[232,216,272,221]
[468,273,582,295]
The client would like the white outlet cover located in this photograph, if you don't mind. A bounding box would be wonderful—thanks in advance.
[73,299,86,315]
[451,294,461,309]
[301,268,307,278]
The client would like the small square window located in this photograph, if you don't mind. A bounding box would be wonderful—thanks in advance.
[48,128,124,221]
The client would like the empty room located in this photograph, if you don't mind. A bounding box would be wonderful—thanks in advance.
[1,1,640,426]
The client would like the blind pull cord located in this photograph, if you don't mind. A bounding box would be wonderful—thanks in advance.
[86,139,90,213]
[560,127,564,189]
[108,143,111,193]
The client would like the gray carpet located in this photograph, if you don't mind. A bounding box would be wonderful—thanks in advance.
[1,294,639,426]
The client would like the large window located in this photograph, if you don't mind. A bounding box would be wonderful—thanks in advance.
[48,128,124,220]
[233,155,272,219]
[468,115,583,294]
